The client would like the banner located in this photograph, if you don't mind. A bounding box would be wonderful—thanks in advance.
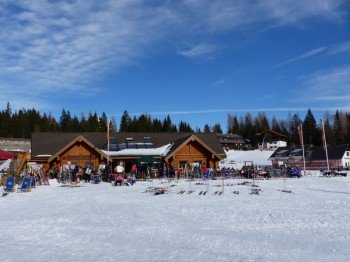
[321,119,330,171]
[297,123,307,175]
[321,120,327,151]
[107,118,111,151]
[297,124,303,147]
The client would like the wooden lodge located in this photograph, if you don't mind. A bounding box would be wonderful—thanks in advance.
[31,132,226,173]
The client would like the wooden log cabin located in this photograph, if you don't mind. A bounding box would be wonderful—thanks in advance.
[31,132,226,173]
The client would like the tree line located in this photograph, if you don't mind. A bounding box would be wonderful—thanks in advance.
[227,109,350,147]
[1,103,350,147]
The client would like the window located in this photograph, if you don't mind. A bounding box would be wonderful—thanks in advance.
[179,161,187,169]
[127,143,137,149]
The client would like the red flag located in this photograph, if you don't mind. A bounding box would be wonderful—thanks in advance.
[106,119,111,149]
[321,119,330,170]
[321,120,327,151]
[297,124,303,146]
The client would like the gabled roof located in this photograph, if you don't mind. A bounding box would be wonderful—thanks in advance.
[31,132,225,158]
[164,134,224,161]
[31,132,107,157]
[48,135,108,163]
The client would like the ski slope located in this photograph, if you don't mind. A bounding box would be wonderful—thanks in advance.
[220,150,274,169]
[1,175,350,261]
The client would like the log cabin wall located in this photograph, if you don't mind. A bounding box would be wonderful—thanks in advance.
[53,141,102,168]
[168,140,218,169]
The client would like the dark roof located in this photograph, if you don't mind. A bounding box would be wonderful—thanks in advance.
[216,133,245,144]
[31,132,225,157]
[310,145,349,161]
[165,135,192,156]
[31,132,107,157]
[269,145,349,161]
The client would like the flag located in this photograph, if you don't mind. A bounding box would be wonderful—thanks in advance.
[297,123,307,174]
[321,119,330,170]
[106,118,111,151]
[321,120,327,151]
[297,124,303,146]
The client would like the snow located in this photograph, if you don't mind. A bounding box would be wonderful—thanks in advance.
[0,159,11,172]
[102,143,172,156]
[1,175,350,261]
[220,150,274,169]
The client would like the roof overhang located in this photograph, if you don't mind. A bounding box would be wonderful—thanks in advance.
[48,135,108,163]
[164,134,223,162]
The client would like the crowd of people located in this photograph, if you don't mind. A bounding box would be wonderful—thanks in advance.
[46,161,303,187]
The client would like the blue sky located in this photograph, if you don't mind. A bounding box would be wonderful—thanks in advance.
[1,0,350,131]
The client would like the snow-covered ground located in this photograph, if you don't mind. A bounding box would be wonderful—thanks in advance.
[220,150,274,169]
[1,175,350,261]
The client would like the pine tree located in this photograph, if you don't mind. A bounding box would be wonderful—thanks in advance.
[137,114,153,132]
[119,110,132,132]
[99,112,108,132]
[59,109,73,132]
[194,127,201,133]
[71,116,81,132]
[86,112,100,132]
[333,110,344,145]
[162,115,176,132]
[152,118,162,132]
[212,123,223,133]
[227,114,240,134]
[0,102,12,137]
[179,121,193,132]
[244,113,256,146]
[271,116,282,134]
[303,109,320,145]
[346,113,350,144]
[290,114,302,145]
[232,116,240,135]
[203,124,211,133]
[322,112,334,145]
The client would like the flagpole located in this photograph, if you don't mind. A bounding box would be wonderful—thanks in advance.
[322,119,330,171]
[298,124,307,176]
[107,118,110,164]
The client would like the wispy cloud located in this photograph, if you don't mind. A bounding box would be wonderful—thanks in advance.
[112,106,350,117]
[274,40,350,67]
[211,69,243,86]
[178,44,219,59]
[274,47,327,67]
[300,65,350,102]
[328,41,350,55]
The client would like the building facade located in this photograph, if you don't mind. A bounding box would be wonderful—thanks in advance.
[269,145,350,170]
[30,132,226,174]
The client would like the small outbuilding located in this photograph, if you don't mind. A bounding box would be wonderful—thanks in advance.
[269,145,350,170]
